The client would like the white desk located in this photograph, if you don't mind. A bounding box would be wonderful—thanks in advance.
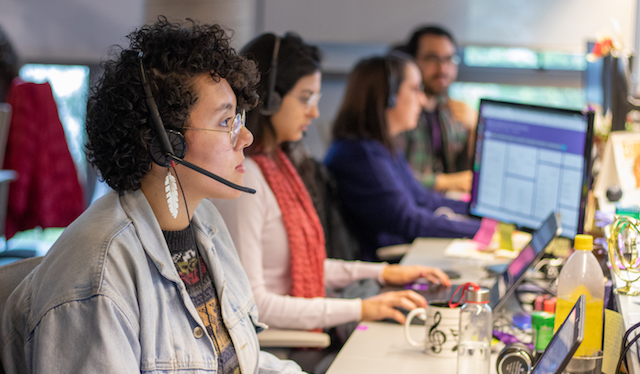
[327,238,505,374]
[325,320,498,374]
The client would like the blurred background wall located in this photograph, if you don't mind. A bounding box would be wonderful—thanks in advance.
[0,0,638,192]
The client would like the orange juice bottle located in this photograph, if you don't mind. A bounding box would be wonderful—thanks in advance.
[553,234,604,357]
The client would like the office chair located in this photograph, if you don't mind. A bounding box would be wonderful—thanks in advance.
[0,104,11,167]
[258,328,330,358]
[258,328,331,373]
[0,256,43,374]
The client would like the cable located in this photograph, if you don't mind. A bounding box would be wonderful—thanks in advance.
[616,321,640,374]
[171,166,215,331]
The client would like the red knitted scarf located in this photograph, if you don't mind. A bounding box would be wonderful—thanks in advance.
[252,149,326,299]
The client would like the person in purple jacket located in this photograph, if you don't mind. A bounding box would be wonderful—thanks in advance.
[325,53,481,261]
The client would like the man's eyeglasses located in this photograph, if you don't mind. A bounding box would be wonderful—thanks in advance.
[418,54,461,66]
[183,111,246,147]
[297,92,322,111]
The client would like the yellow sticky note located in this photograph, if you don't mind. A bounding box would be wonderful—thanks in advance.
[602,309,624,374]
[498,222,515,251]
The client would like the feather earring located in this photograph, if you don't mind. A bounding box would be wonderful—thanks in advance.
[165,169,179,219]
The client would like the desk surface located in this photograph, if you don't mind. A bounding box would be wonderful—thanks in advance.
[326,321,498,374]
[327,238,503,374]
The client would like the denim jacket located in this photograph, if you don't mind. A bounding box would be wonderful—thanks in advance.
[1,190,302,374]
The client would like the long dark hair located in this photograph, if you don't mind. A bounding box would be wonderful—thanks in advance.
[240,32,321,155]
[332,53,411,153]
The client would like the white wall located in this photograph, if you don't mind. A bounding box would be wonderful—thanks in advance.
[2,0,636,64]
[1,0,145,63]
[264,0,636,52]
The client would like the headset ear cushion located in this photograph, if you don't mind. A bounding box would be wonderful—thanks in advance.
[259,91,283,116]
[388,93,397,108]
[149,129,187,167]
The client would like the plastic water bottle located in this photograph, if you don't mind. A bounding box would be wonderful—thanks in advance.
[554,234,604,358]
[457,286,492,374]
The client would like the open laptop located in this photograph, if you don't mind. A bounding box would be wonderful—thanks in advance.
[530,294,585,374]
[394,211,561,313]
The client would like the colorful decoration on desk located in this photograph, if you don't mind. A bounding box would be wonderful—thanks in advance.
[586,19,625,63]
[472,218,498,250]
[586,36,615,62]
[498,222,515,251]
[607,215,640,295]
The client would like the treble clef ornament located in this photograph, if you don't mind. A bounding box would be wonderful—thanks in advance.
[428,311,446,353]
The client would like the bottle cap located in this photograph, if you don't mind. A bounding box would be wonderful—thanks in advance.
[534,294,549,311]
[465,287,490,303]
[543,297,556,313]
[574,234,593,251]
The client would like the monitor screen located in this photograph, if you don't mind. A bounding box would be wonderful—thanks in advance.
[469,99,593,239]
[531,295,585,374]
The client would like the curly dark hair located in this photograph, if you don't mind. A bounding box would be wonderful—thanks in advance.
[85,17,260,192]
[239,32,321,155]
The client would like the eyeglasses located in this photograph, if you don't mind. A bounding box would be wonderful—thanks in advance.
[418,54,461,66]
[183,111,246,147]
[297,92,322,111]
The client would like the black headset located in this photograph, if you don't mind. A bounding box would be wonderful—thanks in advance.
[138,52,256,194]
[384,57,400,108]
[138,52,187,167]
[496,342,534,374]
[259,35,282,116]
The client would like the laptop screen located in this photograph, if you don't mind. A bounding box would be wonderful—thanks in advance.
[531,295,585,374]
[490,212,561,311]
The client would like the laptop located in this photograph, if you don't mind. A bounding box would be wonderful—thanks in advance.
[530,294,585,374]
[394,211,561,313]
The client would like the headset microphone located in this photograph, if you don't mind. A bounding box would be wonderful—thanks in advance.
[138,52,256,194]
[167,153,256,194]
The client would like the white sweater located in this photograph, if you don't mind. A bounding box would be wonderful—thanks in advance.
[212,158,387,330]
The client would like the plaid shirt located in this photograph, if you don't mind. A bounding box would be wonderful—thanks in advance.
[399,95,471,188]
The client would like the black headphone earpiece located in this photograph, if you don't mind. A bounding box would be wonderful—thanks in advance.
[259,35,282,116]
[384,58,399,108]
[138,52,187,166]
[149,130,187,167]
[496,342,534,374]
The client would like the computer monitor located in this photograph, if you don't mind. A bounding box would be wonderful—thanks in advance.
[583,41,608,111]
[469,99,594,239]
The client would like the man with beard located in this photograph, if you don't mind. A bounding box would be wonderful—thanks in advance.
[399,25,476,193]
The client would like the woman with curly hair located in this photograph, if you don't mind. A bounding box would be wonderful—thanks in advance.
[212,33,450,347]
[1,18,302,373]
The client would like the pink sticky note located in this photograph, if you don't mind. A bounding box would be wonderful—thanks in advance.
[472,218,498,249]
[356,325,368,331]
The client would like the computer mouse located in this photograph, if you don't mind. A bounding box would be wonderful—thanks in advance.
[444,269,461,280]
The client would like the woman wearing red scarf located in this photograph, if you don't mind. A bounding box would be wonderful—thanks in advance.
[212,33,450,342]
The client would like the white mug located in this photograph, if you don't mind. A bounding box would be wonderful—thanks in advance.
[404,301,461,357]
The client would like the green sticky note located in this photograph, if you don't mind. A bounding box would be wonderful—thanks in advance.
[498,222,515,251]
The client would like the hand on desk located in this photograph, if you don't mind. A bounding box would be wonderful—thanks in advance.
[382,264,452,287]
[362,290,426,324]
